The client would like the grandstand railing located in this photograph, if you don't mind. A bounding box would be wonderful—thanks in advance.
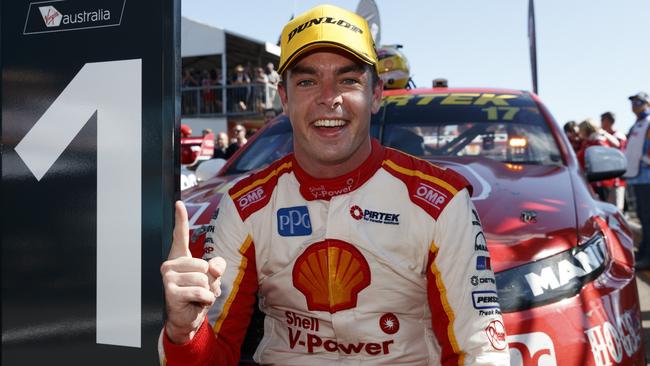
[181,83,279,117]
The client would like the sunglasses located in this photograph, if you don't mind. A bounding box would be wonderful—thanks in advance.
[632,99,646,107]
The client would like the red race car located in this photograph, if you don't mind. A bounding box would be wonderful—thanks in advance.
[182,87,644,366]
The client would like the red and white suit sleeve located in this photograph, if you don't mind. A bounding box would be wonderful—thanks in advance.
[161,194,258,366]
[427,188,510,366]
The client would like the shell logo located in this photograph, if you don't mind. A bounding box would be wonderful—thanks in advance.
[292,240,371,313]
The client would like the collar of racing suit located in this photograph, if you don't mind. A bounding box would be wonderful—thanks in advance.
[292,138,385,201]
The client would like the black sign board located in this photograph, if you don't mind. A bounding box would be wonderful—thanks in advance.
[1,0,179,363]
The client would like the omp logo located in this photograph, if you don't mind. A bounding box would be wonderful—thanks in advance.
[413,182,447,209]
[292,240,370,313]
[508,332,557,366]
[472,290,500,310]
[24,0,126,35]
[237,187,265,209]
[39,6,62,27]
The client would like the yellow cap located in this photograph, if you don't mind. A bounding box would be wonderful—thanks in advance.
[278,4,378,75]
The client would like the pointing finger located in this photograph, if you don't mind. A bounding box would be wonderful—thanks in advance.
[168,200,191,260]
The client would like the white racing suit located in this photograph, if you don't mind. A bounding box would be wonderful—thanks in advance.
[162,139,510,365]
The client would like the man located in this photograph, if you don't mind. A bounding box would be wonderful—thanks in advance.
[160,4,509,365]
[225,124,247,158]
[563,120,581,153]
[600,111,627,210]
[213,132,229,160]
[624,92,650,269]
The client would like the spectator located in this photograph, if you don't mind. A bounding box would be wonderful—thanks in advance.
[201,70,215,114]
[253,67,269,112]
[213,132,229,160]
[600,111,627,210]
[182,69,199,114]
[577,118,614,201]
[623,92,650,269]
[226,124,247,158]
[210,68,223,113]
[265,62,280,86]
[263,108,277,124]
[231,65,251,112]
[563,120,581,153]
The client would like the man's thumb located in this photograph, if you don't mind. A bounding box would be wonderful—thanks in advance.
[168,200,192,259]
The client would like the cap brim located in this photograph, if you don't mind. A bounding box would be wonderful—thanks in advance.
[279,41,377,75]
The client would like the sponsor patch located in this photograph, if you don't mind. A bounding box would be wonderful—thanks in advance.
[475,231,488,252]
[476,255,491,270]
[379,313,400,335]
[278,206,312,236]
[471,275,496,286]
[237,186,265,209]
[349,205,399,225]
[485,320,507,350]
[472,290,500,310]
[24,0,125,35]
[413,182,447,209]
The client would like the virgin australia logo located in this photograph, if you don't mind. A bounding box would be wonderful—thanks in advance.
[39,6,62,27]
[24,0,126,35]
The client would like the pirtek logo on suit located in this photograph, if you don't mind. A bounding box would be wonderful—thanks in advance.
[287,17,364,42]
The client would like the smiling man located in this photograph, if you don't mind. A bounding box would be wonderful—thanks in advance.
[160,4,509,365]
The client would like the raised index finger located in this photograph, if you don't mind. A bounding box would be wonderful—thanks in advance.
[168,200,192,260]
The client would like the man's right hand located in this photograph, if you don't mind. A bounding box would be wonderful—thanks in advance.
[161,201,227,344]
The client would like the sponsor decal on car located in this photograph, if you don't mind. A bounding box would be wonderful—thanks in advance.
[507,332,557,366]
[277,206,312,236]
[476,255,491,270]
[485,320,507,350]
[285,311,395,356]
[349,205,399,225]
[524,240,606,296]
[585,307,641,366]
[472,290,500,310]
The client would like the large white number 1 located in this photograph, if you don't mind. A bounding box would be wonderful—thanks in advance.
[15,59,142,348]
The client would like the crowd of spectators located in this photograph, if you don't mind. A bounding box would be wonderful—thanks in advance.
[563,92,650,269]
[182,62,280,115]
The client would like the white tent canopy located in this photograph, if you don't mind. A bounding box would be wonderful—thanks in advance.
[181,17,226,57]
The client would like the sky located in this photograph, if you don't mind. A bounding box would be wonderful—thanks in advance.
[182,0,650,133]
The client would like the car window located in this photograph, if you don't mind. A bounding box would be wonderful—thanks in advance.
[380,92,562,164]
[224,117,381,175]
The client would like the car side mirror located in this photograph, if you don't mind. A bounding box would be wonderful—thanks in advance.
[584,146,627,182]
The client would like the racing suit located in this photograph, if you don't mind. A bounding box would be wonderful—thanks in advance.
[161,139,510,365]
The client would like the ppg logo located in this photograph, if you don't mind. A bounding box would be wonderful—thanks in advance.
[277,206,312,236]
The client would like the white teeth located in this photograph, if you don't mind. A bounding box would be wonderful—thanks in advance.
[314,119,346,127]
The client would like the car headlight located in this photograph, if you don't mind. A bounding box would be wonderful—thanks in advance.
[495,234,608,312]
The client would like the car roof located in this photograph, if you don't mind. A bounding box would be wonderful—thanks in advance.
[383,87,528,96]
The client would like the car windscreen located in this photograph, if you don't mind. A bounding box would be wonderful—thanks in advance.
[380,92,562,164]
[224,116,380,175]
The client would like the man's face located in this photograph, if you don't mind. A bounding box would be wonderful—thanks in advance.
[278,50,382,170]
[217,133,228,147]
[632,99,649,117]
[233,125,245,139]
[601,117,613,131]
